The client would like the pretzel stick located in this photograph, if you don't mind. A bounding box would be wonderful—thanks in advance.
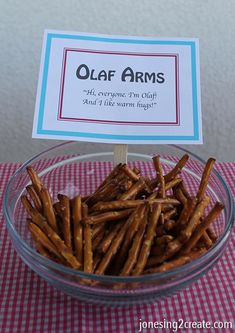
[83,224,93,273]
[40,188,58,233]
[98,222,123,253]
[181,202,224,254]
[164,154,189,183]
[200,231,213,248]
[152,156,166,198]
[113,205,146,274]
[174,187,188,205]
[173,197,198,230]
[21,196,81,269]
[132,203,161,275]
[26,185,42,212]
[151,235,174,256]
[92,198,180,212]
[26,166,43,194]
[164,219,176,231]
[58,194,72,249]
[145,247,207,274]
[132,166,140,175]
[122,164,140,182]
[206,227,218,243]
[119,206,148,276]
[28,222,63,260]
[163,207,177,222]
[35,241,54,259]
[95,211,136,275]
[119,178,146,200]
[92,223,106,239]
[83,209,134,225]
[147,238,183,267]
[179,196,211,242]
[92,226,106,251]
[96,163,123,190]
[178,182,191,200]
[165,178,182,192]
[72,195,83,264]
[93,253,102,272]
[53,201,63,218]
[197,158,215,201]
[154,235,174,246]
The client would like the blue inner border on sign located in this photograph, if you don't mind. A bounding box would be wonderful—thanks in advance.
[37,33,199,141]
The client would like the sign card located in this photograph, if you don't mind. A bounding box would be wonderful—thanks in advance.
[33,30,202,144]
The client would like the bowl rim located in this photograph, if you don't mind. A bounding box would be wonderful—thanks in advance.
[3,142,235,283]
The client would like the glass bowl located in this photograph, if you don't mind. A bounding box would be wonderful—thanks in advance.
[3,142,234,306]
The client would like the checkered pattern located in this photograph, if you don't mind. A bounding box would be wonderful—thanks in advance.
[0,161,234,333]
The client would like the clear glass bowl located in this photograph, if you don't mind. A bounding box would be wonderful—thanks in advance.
[3,142,234,306]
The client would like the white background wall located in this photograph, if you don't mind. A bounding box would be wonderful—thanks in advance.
[0,0,234,162]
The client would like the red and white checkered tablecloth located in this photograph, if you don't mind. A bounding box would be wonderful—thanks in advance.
[0,162,234,333]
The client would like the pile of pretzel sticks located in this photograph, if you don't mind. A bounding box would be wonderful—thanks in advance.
[21,154,224,277]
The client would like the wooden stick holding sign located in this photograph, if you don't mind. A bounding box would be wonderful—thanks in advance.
[113,144,128,165]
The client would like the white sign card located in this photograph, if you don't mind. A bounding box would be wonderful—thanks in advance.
[33,30,202,144]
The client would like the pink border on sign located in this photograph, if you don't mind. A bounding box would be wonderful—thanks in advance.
[57,48,180,126]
